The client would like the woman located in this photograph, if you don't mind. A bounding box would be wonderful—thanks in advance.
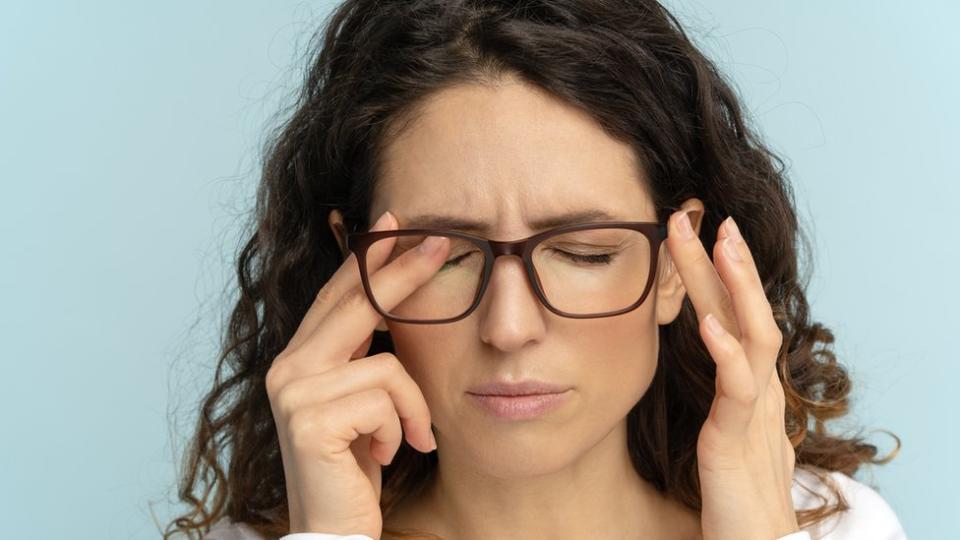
[166,1,906,539]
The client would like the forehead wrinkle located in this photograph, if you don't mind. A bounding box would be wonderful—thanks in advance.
[394,205,641,236]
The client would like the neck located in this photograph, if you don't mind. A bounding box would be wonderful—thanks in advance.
[384,419,701,540]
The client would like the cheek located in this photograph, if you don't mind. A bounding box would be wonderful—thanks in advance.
[576,305,659,406]
[382,325,458,409]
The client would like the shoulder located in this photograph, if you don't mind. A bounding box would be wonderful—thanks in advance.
[203,516,268,540]
[790,466,907,540]
[201,472,908,540]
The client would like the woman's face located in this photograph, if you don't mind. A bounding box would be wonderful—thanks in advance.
[339,76,693,478]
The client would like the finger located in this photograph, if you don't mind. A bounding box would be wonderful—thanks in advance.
[273,353,436,453]
[701,312,757,434]
[666,209,741,340]
[288,387,405,467]
[713,216,783,385]
[297,223,450,366]
[286,210,398,354]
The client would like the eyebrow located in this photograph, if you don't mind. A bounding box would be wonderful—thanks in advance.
[400,208,624,233]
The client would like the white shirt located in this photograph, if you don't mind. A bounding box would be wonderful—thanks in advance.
[203,467,907,540]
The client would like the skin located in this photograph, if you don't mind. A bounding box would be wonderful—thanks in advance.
[324,74,799,539]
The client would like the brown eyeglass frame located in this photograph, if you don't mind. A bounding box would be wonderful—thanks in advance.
[346,220,670,324]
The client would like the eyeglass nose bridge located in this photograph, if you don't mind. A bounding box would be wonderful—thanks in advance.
[480,237,542,288]
[478,238,541,291]
[487,237,530,257]
[470,236,547,318]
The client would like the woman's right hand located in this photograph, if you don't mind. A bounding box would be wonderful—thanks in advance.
[265,210,449,539]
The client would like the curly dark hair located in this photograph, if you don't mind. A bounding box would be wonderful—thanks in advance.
[162,1,899,538]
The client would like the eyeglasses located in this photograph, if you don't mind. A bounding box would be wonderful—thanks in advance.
[346,220,669,324]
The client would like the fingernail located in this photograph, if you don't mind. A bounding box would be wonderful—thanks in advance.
[418,235,445,255]
[704,313,725,337]
[676,211,695,240]
[428,431,438,451]
[371,210,392,230]
[723,237,743,262]
[724,216,743,242]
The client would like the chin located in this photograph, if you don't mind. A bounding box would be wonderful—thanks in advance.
[471,441,580,479]
[440,417,588,478]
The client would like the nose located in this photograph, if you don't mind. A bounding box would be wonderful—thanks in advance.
[476,253,547,352]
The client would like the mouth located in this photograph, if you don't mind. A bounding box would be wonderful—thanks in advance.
[467,389,572,420]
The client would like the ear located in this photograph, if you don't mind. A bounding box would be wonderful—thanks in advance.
[654,198,704,325]
[328,209,349,258]
[329,209,390,333]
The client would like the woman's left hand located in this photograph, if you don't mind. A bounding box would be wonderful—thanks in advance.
[665,209,801,540]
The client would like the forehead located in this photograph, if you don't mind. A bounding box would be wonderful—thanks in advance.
[372,78,654,232]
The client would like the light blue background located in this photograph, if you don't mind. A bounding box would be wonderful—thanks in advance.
[2,1,955,538]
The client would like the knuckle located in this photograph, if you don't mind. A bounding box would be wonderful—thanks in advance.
[735,375,760,406]
[742,385,760,406]
[382,353,406,375]
[286,407,325,448]
[370,387,394,410]
[334,287,367,314]
[362,387,396,420]
[763,325,785,351]
[747,322,782,352]
[367,352,405,379]
[313,282,337,309]
[265,360,292,397]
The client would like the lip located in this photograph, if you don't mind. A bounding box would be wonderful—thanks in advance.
[466,380,572,396]
[466,379,573,421]
[468,390,571,420]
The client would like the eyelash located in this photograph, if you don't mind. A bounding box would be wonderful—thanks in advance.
[560,251,614,264]
[440,249,616,268]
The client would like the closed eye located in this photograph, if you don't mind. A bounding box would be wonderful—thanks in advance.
[554,249,615,265]
[439,249,617,268]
